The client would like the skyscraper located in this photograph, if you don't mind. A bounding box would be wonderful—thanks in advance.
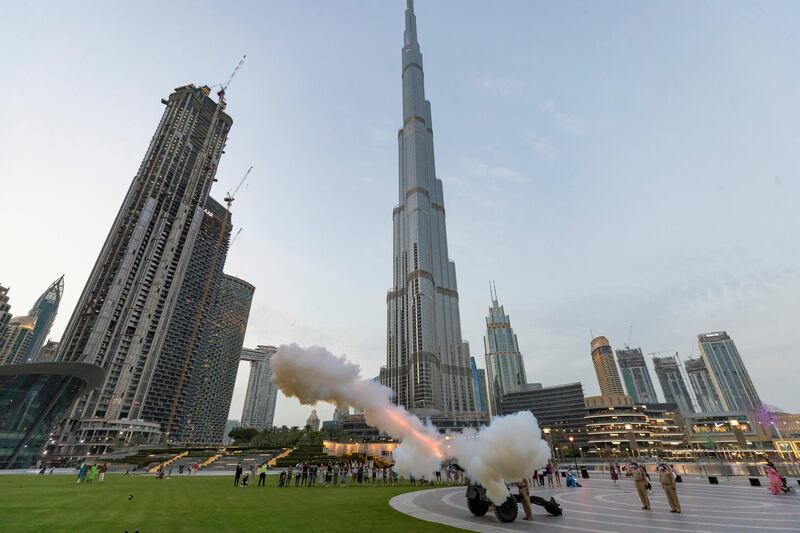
[484,284,527,415]
[306,409,320,432]
[698,331,761,412]
[685,357,723,412]
[141,196,232,444]
[187,274,254,445]
[470,355,489,415]
[383,0,473,415]
[55,84,233,448]
[0,285,11,342]
[23,276,64,363]
[652,354,694,413]
[0,314,35,365]
[591,336,625,396]
[616,347,659,404]
[241,345,279,431]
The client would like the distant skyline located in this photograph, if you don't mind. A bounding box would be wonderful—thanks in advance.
[2,0,798,426]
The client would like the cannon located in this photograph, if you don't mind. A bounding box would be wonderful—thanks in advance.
[465,483,563,523]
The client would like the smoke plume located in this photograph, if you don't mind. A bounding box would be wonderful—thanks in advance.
[271,343,550,504]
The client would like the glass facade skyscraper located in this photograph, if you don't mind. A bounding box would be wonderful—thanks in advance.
[484,284,527,416]
[383,0,473,415]
[698,331,761,412]
[470,354,489,415]
[22,276,63,363]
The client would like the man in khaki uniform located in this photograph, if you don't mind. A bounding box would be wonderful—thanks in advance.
[658,463,681,513]
[630,462,650,510]
[518,478,533,520]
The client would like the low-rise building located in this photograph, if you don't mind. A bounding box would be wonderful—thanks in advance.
[499,382,587,449]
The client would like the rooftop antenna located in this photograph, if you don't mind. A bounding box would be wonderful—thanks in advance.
[589,328,594,340]
[625,325,633,349]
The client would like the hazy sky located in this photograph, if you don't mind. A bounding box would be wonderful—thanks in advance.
[2,1,798,427]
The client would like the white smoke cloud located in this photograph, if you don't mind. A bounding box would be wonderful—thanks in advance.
[271,343,551,504]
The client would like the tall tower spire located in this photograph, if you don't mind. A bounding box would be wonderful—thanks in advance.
[383,1,475,417]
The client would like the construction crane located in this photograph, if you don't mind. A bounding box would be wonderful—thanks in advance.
[230,227,243,246]
[225,165,252,208]
[216,54,247,108]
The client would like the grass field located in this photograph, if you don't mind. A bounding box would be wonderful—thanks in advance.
[0,474,459,532]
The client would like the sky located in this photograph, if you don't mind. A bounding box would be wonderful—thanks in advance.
[1,0,799,427]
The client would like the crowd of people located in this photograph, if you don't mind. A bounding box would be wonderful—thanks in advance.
[277,460,400,488]
[75,462,108,484]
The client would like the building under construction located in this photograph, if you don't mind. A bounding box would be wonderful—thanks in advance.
[53,83,246,456]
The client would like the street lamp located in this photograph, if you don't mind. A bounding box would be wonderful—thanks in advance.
[543,428,554,460]
[568,436,578,471]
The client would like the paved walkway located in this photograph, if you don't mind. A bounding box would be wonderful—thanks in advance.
[390,478,800,532]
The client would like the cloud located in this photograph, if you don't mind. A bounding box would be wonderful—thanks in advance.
[477,75,588,135]
[460,157,530,185]
[527,132,559,158]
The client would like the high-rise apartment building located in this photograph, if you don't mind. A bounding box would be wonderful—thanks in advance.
[484,285,527,415]
[684,357,723,412]
[55,84,233,449]
[0,285,11,342]
[241,345,279,431]
[187,274,254,445]
[141,196,232,444]
[22,276,64,363]
[652,354,694,413]
[0,314,35,365]
[383,0,473,415]
[698,331,761,412]
[616,347,659,404]
[591,336,625,396]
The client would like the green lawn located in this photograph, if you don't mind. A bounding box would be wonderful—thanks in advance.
[0,475,460,532]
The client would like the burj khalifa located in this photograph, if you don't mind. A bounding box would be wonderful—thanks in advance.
[383,0,475,417]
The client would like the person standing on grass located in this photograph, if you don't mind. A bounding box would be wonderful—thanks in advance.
[76,462,86,484]
[658,462,681,513]
[258,463,267,487]
[234,463,242,487]
[285,466,292,487]
[86,464,97,484]
[98,463,107,483]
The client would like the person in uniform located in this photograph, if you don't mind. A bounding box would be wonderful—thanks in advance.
[658,462,681,513]
[258,462,267,487]
[631,461,650,510]
[518,477,534,521]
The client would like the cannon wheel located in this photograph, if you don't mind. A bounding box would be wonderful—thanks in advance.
[467,496,490,516]
[493,495,518,523]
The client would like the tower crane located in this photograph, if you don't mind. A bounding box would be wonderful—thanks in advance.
[216,54,246,108]
[225,165,252,208]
